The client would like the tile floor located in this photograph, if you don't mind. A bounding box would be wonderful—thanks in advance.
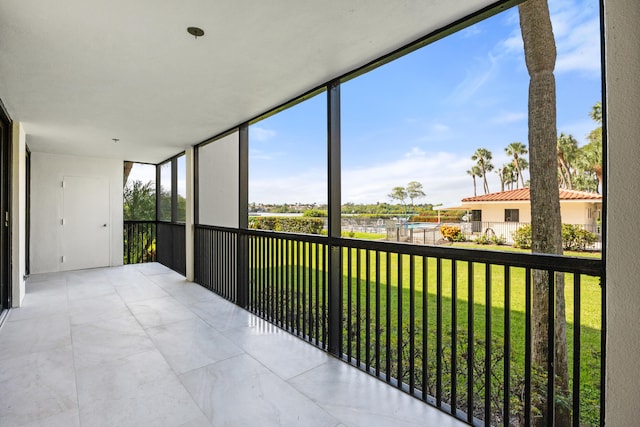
[0,263,465,427]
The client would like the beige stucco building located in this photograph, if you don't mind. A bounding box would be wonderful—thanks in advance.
[459,188,602,226]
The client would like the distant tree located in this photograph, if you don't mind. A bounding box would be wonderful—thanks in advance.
[582,102,603,192]
[124,180,156,220]
[556,133,579,189]
[471,148,494,194]
[388,186,408,213]
[406,181,426,206]
[497,163,517,192]
[590,101,602,123]
[505,142,528,188]
[466,166,482,196]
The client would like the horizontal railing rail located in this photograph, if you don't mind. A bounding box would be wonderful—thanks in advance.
[123,220,156,264]
[193,225,604,426]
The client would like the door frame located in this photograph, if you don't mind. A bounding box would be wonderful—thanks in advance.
[0,100,12,310]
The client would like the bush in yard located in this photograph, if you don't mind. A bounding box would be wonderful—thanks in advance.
[474,234,490,245]
[303,209,328,218]
[248,216,324,235]
[490,234,506,245]
[513,223,597,251]
[512,224,533,249]
[562,224,598,251]
[440,225,464,242]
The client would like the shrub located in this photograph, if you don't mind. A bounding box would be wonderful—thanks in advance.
[440,225,464,242]
[474,234,490,245]
[248,216,324,234]
[490,234,506,245]
[562,224,598,251]
[303,209,328,218]
[513,223,597,251]
[512,224,533,249]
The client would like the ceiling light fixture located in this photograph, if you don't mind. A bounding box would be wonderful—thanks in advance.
[187,27,204,39]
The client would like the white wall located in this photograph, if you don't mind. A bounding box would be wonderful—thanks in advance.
[198,132,239,228]
[468,201,599,225]
[30,152,123,274]
[11,122,26,307]
[604,0,640,424]
[185,148,194,281]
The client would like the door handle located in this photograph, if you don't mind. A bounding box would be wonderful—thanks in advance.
[103,224,108,227]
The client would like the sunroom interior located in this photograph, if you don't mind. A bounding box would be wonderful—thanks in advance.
[0,0,638,426]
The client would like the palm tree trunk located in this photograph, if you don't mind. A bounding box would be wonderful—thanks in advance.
[519,1,570,425]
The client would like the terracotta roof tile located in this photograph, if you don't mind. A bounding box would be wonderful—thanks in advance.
[461,188,602,202]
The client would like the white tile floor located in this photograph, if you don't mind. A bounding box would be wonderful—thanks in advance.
[0,263,466,427]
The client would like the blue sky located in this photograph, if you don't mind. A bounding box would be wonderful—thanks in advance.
[248,0,602,208]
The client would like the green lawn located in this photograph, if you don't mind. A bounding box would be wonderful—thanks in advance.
[341,230,386,240]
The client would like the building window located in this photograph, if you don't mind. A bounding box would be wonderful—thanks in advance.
[505,209,519,222]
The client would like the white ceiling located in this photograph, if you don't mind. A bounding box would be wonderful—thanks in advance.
[0,0,499,163]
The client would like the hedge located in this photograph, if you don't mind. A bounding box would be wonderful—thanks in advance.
[248,216,324,235]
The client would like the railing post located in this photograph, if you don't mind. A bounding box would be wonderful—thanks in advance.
[237,124,249,308]
[327,80,342,356]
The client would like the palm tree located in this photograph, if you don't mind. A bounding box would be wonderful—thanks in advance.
[471,148,494,194]
[590,101,602,124]
[519,0,569,425]
[505,142,528,188]
[504,163,518,190]
[466,166,481,196]
[583,102,603,192]
[556,133,579,189]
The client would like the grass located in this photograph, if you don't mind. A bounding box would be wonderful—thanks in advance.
[247,237,603,425]
[341,230,386,240]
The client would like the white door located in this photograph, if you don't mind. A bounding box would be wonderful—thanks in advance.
[61,176,110,271]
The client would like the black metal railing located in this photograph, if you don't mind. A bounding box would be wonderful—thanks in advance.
[194,225,238,302]
[157,222,186,275]
[193,225,604,426]
[245,228,329,349]
[123,220,156,264]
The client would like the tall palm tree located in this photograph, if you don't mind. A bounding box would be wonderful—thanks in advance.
[471,148,494,194]
[519,0,569,425]
[466,166,481,196]
[505,142,528,188]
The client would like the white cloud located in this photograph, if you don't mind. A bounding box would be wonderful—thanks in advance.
[497,0,601,76]
[500,29,523,53]
[432,123,450,133]
[491,111,526,124]
[250,126,276,142]
[460,25,484,39]
[554,18,601,75]
[448,53,499,104]
[342,149,475,207]
[250,168,327,205]
[248,147,526,206]
[249,148,286,161]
